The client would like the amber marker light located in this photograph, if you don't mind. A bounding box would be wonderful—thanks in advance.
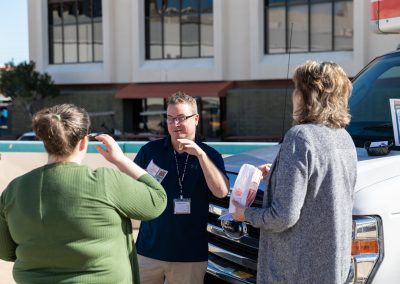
[352,239,379,255]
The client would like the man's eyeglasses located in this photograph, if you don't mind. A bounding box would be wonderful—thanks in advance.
[166,114,197,125]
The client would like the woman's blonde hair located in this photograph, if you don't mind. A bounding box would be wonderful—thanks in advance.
[32,104,90,157]
[293,60,352,128]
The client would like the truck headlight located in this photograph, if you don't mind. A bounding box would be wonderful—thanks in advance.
[348,216,383,284]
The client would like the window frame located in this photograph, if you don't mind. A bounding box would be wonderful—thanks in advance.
[264,0,353,54]
[48,0,103,64]
[144,0,214,60]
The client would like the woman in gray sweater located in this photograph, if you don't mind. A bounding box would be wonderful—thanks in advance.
[234,61,357,284]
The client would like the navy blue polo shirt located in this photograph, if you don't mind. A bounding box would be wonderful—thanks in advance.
[134,137,227,262]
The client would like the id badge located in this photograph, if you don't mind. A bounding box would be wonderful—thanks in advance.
[174,198,191,214]
[146,160,168,183]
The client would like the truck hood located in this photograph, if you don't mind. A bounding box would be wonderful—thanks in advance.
[355,148,400,192]
[223,145,400,192]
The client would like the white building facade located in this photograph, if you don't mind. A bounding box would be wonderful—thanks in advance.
[25,0,400,140]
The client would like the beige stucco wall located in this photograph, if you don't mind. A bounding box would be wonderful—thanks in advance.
[0,152,135,192]
[28,0,400,84]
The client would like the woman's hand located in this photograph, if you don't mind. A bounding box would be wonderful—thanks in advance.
[95,134,125,164]
[246,187,257,207]
[232,201,246,222]
[259,163,272,180]
[94,134,147,179]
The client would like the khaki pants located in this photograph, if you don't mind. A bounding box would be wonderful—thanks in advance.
[138,254,208,284]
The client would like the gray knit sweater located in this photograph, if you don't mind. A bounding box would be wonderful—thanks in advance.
[245,124,357,284]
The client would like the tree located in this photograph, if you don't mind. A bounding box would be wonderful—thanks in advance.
[0,61,59,119]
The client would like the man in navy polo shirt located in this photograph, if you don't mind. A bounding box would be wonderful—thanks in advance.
[134,91,229,284]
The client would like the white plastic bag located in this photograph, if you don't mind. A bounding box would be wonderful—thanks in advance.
[219,164,262,221]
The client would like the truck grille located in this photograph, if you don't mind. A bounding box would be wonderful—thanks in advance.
[207,172,264,283]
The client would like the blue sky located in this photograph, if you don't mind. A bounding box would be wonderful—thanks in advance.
[0,0,29,66]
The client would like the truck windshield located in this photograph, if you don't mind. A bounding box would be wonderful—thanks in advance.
[347,52,400,148]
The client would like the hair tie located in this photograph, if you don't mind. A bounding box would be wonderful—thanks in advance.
[52,114,62,121]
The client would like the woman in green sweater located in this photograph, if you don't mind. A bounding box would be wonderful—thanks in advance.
[0,104,167,284]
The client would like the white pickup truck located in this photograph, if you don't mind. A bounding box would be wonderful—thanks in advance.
[207,50,400,284]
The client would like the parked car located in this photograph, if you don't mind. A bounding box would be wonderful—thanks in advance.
[17,131,38,141]
[207,50,400,284]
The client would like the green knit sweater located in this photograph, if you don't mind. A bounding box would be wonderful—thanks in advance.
[0,162,167,284]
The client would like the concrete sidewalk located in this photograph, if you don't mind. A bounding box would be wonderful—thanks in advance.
[0,260,15,284]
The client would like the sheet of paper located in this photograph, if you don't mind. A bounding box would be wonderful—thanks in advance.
[370,141,388,148]
[390,99,400,146]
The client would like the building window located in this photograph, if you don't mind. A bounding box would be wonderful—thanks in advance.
[48,0,103,64]
[127,96,222,140]
[140,98,166,134]
[197,97,221,139]
[265,0,353,54]
[145,0,214,59]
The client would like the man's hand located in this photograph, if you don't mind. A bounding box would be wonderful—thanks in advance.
[177,138,228,198]
[177,138,204,157]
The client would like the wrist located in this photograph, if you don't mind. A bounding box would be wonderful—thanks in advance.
[197,149,206,158]
[114,155,129,168]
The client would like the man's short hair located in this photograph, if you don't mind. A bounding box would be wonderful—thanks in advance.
[167,91,198,114]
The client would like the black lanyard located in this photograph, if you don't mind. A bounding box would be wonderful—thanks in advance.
[173,150,189,199]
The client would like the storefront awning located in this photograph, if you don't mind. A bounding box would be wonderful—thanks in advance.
[115,81,233,99]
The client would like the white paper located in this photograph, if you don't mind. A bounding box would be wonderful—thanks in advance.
[370,141,388,148]
[390,99,400,146]
[218,164,262,221]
